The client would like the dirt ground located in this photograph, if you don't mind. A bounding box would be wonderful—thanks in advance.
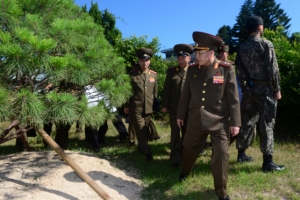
[0,150,144,200]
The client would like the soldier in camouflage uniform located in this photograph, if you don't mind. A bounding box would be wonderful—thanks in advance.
[162,44,193,167]
[235,16,285,172]
[124,48,158,161]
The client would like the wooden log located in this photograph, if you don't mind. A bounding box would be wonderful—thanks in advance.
[36,128,113,200]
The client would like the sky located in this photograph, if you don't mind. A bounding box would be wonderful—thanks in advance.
[74,0,300,56]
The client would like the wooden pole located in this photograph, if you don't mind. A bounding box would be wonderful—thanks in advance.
[36,128,113,200]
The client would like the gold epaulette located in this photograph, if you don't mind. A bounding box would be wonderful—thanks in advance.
[150,70,157,74]
[219,60,232,68]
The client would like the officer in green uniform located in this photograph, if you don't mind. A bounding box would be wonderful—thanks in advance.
[162,44,193,167]
[177,32,241,200]
[128,63,160,146]
[124,48,158,161]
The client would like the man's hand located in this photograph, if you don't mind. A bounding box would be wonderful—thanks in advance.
[274,91,282,100]
[162,108,167,113]
[177,119,184,128]
[124,108,129,114]
[230,126,240,136]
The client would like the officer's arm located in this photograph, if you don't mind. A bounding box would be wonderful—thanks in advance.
[177,70,191,121]
[226,67,241,127]
[162,69,171,111]
[235,49,247,84]
[265,41,281,92]
[154,74,158,99]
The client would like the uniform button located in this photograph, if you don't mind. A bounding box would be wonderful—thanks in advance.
[145,87,147,89]
[203,83,206,86]
[202,90,205,93]
[202,106,205,108]
[202,98,205,101]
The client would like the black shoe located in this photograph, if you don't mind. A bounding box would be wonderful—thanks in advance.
[92,147,100,153]
[219,195,230,200]
[146,153,153,161]
[137,146,143,154]
[237,154,253,163]
[171,163,180,168]
[262,162,286,173]
[129,142,135,147]
[179,174,188,182]
[153,136,161,140]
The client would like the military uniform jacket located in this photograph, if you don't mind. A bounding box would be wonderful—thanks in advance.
[125,69,158,114]
[236,35,281,92]
[162,66,186,114]
[177,60,241,131]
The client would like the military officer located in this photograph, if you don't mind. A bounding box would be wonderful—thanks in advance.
[176,32,241,200]
[217,44,232,63]
[162,44,193,167]
[124,48,158,161]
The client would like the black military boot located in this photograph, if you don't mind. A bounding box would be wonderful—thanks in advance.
[237,150,253,163]
[146,153,153,161]
[262,155,286,173]
[219,195,230,200]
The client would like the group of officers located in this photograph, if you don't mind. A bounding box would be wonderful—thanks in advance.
[124,16,285,200]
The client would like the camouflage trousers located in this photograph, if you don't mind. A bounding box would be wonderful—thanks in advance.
[236,85,277,155]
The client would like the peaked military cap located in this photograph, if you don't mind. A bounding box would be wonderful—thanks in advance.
[192,31,223,51]
[174,44,193,56]
[218,44,229,53]
[246,16,263,28]
[136,48,154,59]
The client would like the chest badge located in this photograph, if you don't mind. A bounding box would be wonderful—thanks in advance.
[213,75,224,84]
[149,77,155,83]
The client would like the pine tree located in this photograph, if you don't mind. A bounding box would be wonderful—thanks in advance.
[0,0,131,138]
[216,25,236,53]
[86,2,122,46]
[253,0,291,32]
[231,0,254,47]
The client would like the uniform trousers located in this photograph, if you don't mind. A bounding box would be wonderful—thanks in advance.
[55,123,71,149]
[128,116,159,143]
[182,128,229,198]
[236,85,276,155]
[98,113,129,142]
[85,113,129,151]
[169,113,187,164]
[130,112,152,155]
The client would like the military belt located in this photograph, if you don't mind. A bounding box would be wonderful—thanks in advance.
[251,80,270,85]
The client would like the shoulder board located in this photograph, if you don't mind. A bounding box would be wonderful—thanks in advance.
[219,60,232,68]
[188,63,199,68]
[150,70,157,74]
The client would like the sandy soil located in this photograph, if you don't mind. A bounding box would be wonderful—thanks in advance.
[0,150,144,200]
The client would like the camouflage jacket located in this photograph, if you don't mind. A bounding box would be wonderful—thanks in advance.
[235,35,281,92]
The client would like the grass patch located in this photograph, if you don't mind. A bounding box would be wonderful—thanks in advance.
[1,120,300,200]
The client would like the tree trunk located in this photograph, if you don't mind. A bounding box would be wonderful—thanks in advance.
[36,128,113,200]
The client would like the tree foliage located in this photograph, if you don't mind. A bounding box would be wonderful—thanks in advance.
[216,25,235,53]
[263,27,300,134]
[253,0,291,32]
[222,0,292,49]
[230,0,254,47]
[0,0,131,128]
[83,2,122,46]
